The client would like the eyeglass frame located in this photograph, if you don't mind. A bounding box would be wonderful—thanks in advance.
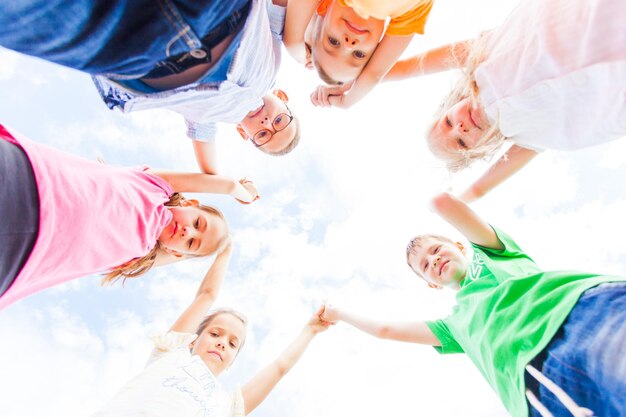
[249,104,294,147]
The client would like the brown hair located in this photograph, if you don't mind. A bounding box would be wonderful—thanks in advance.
[405,234,457,275]
[101,193,228,286]
[428,36,508,172]
[195,308,248,351]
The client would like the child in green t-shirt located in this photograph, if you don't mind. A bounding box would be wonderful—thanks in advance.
[321,192,626,417]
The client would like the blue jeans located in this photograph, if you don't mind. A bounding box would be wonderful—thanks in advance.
[527,282,626,417]
[0,0,247,77]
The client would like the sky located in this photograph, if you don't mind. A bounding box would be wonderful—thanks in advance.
[1,1,626,417]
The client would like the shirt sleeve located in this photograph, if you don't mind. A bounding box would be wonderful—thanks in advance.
[471,226,533,261]
[146,331,198,366]
[267,2,286,40]
[230,386,246,417]
[385,0,434,36]
[185,119,218,143]
[425,319,464,354]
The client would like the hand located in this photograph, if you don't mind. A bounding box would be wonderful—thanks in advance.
[306,305,334,334]
[235,178,260,204]
[320,303,340,323]
[310,82,353,108]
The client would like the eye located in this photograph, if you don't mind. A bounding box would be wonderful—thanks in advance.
[210,332,218,337]
[446,117,452,127]
[229,341,237,349]
[194,217,200,229]
[274,115,283,125]
[423,261,429,272]
[258,130,268,138]
[328,36,340,47]
[457,139,467,149]
[353,50,366,59]
[434,246,440,254]
[188,238,195,249]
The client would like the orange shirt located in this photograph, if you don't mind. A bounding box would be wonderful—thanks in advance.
[317,0,434,36]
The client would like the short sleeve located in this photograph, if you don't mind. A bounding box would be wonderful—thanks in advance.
[471,226,532,260]
[146,331,198,365]
[231,386,245,417]
[267,2,286,40]
[185,119,217,142]
[425,319,464,354]
[386,0,434,36]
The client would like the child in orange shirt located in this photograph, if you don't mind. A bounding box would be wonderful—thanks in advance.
[284,0,433,109]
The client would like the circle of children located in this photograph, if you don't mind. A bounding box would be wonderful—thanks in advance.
[0,0,625,416]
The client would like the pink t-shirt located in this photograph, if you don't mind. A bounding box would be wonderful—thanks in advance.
[0,125,173,309]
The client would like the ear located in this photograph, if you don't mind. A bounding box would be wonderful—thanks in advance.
[181,199,200,207]
[428,283,443,290]
[273,89,289,102]
[305,60,314,70]
[236,125,248,140]
[456,242,465,253]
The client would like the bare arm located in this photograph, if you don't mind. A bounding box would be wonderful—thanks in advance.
[459,145,538,203]
[322,305,440,346]
[169,243,233,333]
[329,35,413,108]
[241,306,331,415]
[192,140,219,175]
[431,192,503,250]
[384,39,472,81]
[148,170,258,203]
[283,0,318,63]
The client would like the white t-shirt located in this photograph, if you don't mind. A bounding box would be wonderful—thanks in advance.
[93,332,244,417]
[475,0,626,151]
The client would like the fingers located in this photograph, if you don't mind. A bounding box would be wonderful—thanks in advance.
[310,85,346,108]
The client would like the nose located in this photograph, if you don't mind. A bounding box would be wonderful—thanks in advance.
[456,121,469,134]
[343,34,359,48]
[430,254,441,269]
[215,340,225,350]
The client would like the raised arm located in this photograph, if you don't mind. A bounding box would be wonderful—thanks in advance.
[149,170,259,203]
[459,145,538,203]
[384,39,472,81]
[169,242,233,333]
[430,192,503,250]
[326,35,413,109]
[241,306,331,415]
[321,305,440,346]
[192,140,219,175]
[283,0,319,64]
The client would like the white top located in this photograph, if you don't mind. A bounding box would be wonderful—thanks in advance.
[92,0,285,142]
[475,0,626,151]
[93,332,244,417]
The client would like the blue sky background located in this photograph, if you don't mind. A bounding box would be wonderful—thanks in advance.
[1,1,626,416]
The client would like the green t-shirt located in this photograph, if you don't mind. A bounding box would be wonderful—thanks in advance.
[425,227,625,417]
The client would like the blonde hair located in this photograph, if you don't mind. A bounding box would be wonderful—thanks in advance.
[405,234,456,275]
[101,193,228,286]
[428,35,508,172]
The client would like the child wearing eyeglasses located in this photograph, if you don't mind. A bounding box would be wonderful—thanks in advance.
[0,0,301,175]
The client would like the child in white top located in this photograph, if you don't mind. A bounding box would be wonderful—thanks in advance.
[93,241,332,417]
[392,0,626,202]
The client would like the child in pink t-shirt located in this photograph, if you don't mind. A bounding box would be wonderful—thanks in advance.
[0,124,259,309]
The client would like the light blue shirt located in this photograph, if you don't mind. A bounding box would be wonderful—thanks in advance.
[92,0,285,142]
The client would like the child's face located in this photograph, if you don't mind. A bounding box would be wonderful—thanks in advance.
[427,97,490,162]
[238,91,297,154]
[159,205,227,257]
[408,238,467,289]
[306,1,385,83]
[191,313,246,376]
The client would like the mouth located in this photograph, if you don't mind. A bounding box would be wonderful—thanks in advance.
[208,351,223,361]
[439,260,449,276]
[343,19,368,35]
[249,104,264,118]
[469,109,482,130]
[169,222,178,239]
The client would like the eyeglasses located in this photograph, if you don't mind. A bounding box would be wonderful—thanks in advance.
[250,105,294,147]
